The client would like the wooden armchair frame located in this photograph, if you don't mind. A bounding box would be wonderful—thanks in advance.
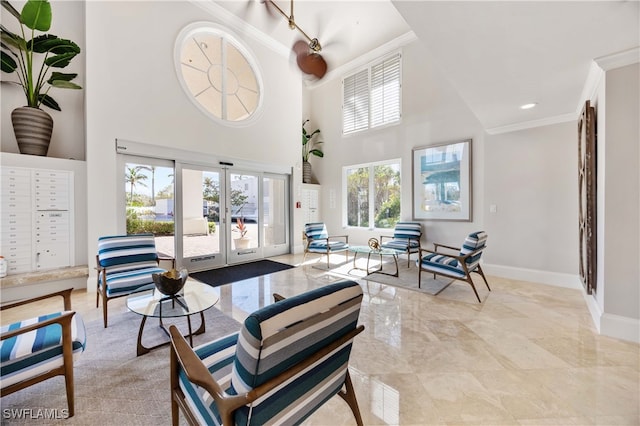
[380,234,422,267]
[0,289,78,417]
[169,324,365,426]
[418,242,491,303]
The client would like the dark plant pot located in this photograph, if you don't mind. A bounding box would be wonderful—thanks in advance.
[11,107,53,156]
[303,161,312,183]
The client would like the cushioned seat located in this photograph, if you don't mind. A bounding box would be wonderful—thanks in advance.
[303,222,349,267]
[380,221,423,267]
[0,289,86,417]
[418,231,491,302]
[170,280,365,426]
[96,233,167,327]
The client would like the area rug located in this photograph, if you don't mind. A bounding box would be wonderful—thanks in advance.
[319,257,455,296]
[189,259,294,287]
[0,307,242,425]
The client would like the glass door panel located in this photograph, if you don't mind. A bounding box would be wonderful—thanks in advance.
[228,172,261,263]
[263,174,289,257]
[122,157,175,259]
[180,166,225,271]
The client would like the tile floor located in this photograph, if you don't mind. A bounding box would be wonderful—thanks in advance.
[2,254,639,425]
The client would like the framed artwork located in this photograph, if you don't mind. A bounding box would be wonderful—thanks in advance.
[412,139,472,221]
[578,100,597,294]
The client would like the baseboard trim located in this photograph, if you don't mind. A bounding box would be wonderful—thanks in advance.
[600,312,640,344]
[482,263,582,289]
[484,263,640,343]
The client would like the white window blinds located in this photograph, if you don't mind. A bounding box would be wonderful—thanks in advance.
[342,69,369,134]
[342,53,401,134]
[371,54,401,127]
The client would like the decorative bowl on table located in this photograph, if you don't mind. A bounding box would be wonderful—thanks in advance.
[152,268,188,296]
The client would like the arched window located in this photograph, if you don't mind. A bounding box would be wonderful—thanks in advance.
[175,23,263,125]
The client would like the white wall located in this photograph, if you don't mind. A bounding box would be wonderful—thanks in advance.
[84,1,302,287]
[0,0,85,160]
[307,40,486,248]
[484,122,579,286]
[596,62,640,341]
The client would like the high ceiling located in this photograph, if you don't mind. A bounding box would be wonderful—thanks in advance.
[214,0,639,131]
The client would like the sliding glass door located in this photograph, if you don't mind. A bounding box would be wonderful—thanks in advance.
[120,151,290,272]
[179,164,226,271]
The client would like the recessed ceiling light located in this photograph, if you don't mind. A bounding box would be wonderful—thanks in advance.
[520,103,537,110]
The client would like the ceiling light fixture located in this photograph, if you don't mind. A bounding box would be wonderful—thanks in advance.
[261,0,328,79]
[520,103,537,110]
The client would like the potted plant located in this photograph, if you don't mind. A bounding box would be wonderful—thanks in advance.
[1,0,82,156]
[302,119,323,183]
[233,217,250,249]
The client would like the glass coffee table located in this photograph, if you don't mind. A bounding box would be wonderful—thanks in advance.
[126,280,219,356]
[348,246,401,277]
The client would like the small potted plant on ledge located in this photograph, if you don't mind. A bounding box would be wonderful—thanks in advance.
[302,119,323,184]
[233,217,251,249]
[1,0,82,156]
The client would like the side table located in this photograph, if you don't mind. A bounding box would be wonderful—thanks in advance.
[126,280,219,356]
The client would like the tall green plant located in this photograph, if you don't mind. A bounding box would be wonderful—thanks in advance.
[1,0,81,111]
[302,119,324,162]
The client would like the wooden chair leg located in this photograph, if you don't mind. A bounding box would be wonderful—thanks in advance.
[466,276,482,303]
[418,265,422,288]
[102,294,108,328]
[62,324,75,417]
[475,265,491,291]
[338,371,363,426]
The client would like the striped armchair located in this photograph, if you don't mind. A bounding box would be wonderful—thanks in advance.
[380,221,423,267]
[169,280,365,426]
[0,289,86,417]
[303,222,349,267]
[418,231,491,302]
[96,233,167,328]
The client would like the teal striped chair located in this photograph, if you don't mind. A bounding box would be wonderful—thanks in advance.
[303,222,349,267]
[169,280,365,426]
[0,289,86,417]
[380,221,423,267]
[96,233,167,328]
[418,231,491,302]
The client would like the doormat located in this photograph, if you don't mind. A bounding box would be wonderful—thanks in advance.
[189,259,295,287]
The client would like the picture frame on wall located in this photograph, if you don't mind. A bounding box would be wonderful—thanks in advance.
[412,139,472,221]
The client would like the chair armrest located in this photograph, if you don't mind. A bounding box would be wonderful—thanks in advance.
[273,293,286,302]
[379,235,393,243]
[169,326,250,417]
[1,311,75,341]
[327,235,349,243]
[433,242,460,252]
[0,288,73,312]
[158,255,176,269]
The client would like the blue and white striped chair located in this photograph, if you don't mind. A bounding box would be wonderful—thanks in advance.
[0,289,86,417]
[303,222,349,267]
[380,221,423,267]
[417,231,491,302]
[96,233,167,328]
[169,280,365,426]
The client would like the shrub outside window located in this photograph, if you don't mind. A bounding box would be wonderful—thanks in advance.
[344,160,401,229]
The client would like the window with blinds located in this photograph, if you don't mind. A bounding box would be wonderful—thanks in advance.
[342,53,401,134]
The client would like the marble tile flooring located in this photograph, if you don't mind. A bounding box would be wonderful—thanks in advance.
[2,254,639,425]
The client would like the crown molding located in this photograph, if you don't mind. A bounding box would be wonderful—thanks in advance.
[485,112,576,135]
[595,46,640,71]
[306,31,418,89]
[487,48,639,135]
[190,0,290,58]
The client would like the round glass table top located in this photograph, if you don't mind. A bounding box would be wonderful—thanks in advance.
[126,280,218,319]
[348,245,401,256]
